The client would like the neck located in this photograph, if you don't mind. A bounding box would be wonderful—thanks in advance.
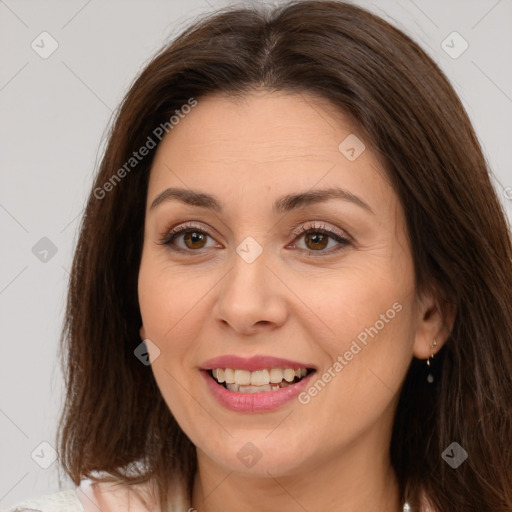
[191,437,402,512]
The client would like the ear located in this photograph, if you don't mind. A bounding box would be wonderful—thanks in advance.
[139,325,146,340]
[412,288,457,360]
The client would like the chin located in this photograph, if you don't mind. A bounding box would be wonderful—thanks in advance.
[198,435,315,477]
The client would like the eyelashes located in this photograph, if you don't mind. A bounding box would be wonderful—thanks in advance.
[158,220,351,257]
[288,221,351,255]
[159,222,220,252]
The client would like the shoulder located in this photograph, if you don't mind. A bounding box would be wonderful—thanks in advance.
[3,489,84,512]
[78,477,191,512]
[4,476,190,512]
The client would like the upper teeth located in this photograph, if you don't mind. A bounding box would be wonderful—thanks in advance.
[212,368,308,386]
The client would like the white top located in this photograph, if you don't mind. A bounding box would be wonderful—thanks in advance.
[5,490,84,512]
[4,477,191,512]
[4,477,433,512]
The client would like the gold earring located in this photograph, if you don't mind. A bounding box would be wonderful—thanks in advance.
[426,338,438,366]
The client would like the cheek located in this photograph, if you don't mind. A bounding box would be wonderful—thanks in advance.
[307,262,410,345]
[305,253,415,392]
[138,251,209,343]
[298,282,414,441]
[138,267,194,394]
[137,254,207,431]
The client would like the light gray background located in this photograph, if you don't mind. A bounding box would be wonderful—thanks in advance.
[1,0,511,508]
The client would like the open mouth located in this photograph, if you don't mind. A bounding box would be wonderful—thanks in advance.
[208,367,316,393]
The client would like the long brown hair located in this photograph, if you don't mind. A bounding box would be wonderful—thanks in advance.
[57,1,512,510]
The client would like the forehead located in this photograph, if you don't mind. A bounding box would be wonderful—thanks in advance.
[156,91,357,158]
[147,90,392,213]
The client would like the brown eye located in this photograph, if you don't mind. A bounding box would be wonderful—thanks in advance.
[304,232,329,251]
[290,223,352,256]
[161,224,219,252]
[183,230,208,249]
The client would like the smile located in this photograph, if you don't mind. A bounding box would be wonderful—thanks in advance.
[210,367,312,393]
[201,355,317,412]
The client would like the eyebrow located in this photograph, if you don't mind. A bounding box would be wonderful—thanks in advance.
[150,186,374,215]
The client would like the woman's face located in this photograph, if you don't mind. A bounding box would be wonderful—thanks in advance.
[138,90,432,477]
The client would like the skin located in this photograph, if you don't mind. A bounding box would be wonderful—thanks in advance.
[137,90,454,512]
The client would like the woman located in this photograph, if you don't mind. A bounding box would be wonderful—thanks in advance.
[8,1,512,511]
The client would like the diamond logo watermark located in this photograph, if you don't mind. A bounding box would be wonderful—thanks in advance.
[134,339,161,366]
[31,31,59,59]
[441,441,468,469]
[338,134,366,161]
[236,236,263,264]
[441,31,469,59]
[31,441,58,469]
[32,237,58,263]
[237,442,262,468]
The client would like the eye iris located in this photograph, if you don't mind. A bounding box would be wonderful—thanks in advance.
[174,228,338,251]
[305,232,328,250]
[184,231,207,249]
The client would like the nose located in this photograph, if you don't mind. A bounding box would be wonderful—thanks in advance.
[212,246,288,336]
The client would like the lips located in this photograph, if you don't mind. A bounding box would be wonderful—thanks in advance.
[200,355,317,412]
[201,355,317,372]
